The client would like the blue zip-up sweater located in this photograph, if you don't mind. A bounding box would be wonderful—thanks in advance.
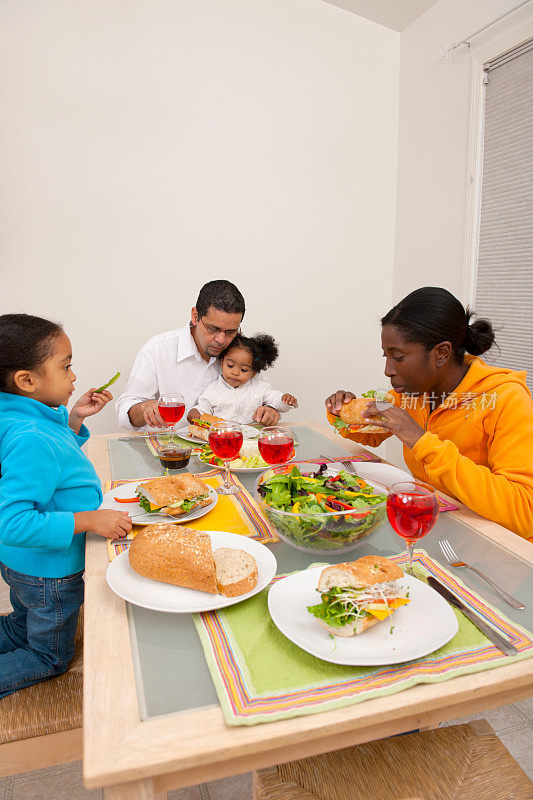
[0,393,103,577]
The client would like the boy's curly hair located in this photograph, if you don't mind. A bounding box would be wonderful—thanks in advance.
[223,333,279,373]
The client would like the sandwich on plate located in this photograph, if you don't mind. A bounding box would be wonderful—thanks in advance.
[135,473,211,516]
[188,413,224,442]
[307,556,409,636]
[129,525,258,596]
[326,390,394,438]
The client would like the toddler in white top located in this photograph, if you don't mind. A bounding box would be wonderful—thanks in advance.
[188,334,297,426]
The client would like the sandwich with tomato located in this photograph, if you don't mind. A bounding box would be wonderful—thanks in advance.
[188,413,224,442]
[326,390,394,438]
[135,473,211,516]
[307,555,409,636]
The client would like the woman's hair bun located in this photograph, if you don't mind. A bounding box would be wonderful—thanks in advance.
[463,314,495,356]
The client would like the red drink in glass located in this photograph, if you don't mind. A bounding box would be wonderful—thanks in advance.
[258,436,294,465]
[386,481,438,573]
[157,403,185,426]
[387,493,438,540]
[257,426,295,465]
[209,430,243,461]
[157,394,185,443]
[208,421,243,495]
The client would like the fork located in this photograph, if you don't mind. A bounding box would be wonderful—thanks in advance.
[439,539,525,609]
[318,455,357,474]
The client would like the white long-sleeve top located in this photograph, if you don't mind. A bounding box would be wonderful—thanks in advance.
[194,375,293,425]
[116,325,221,430]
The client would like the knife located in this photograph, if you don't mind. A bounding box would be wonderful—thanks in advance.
[427,576,518,656]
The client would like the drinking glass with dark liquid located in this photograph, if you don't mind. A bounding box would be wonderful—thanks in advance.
[157,394,185,443]
[257,426,295,465]
[157,445,191,475]
[208,421,243,495]
[386,481,439,574]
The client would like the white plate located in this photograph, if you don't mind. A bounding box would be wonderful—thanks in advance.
[195,454,269,474]
[346,461,413,490]
[174,424,260,443]
[106,530,277,613]
[268,567,458,665]
[174,427,205,444]
[100,480,218,524]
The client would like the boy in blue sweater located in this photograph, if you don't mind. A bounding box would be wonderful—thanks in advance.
[0,314,132,698]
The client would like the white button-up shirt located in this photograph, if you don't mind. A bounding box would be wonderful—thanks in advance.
[116,325,221,430]
[194,375,293,425]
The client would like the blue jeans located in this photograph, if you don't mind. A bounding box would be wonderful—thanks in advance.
[0,563,84,699]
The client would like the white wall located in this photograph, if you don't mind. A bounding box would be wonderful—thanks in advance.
[0,0,399,437]
[386,0,533,470]
[394,0,533,303]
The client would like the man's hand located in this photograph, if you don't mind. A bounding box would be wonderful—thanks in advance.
[281,393,298,407]
[74,510,132,539]
[69,389,113,433]
[364,401,425,449]
[325,390,356,415]
[253,405,281,425]
[137,400,165,428]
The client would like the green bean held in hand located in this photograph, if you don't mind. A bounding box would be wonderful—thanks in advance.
[95,371,121,393]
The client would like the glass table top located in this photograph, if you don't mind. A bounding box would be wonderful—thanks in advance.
[108,425,533,719]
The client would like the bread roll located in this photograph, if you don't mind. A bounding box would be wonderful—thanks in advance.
[129,525,217,593]
[214,548,258,597]
[128,526,259,598]
[318,556,403,592]
[316,615,381,637]
[339,398,390,433]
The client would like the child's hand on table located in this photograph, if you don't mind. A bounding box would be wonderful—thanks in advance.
[252,405,281,425]
[75,510,132,539]
[281,393,298,407]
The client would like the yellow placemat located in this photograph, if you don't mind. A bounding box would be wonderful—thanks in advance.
[105,470,278,561]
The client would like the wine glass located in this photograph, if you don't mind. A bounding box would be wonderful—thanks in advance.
[386,481,439,574]
[208,421,243,495]
[157,394,185,443]
[257,426,295,465]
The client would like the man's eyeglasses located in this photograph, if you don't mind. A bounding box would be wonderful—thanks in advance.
[199,317,241,338]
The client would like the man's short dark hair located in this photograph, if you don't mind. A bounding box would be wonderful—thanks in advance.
[196,280,245,319]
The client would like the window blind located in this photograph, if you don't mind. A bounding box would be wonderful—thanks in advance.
[473,40,533,392]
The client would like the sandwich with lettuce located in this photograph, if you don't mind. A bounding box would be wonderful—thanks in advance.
[308,556,410,636]
[188,413,224,442]
[326,390,394,438]
[135,473,211,516]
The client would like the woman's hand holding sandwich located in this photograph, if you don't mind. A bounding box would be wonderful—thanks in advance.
[325,389,356,415]
[363,401,425,450]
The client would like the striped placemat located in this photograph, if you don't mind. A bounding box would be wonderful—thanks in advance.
[193,550,532,725]
[105,470,278,561]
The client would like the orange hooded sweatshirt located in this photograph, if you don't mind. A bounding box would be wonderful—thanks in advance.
[349,357,533,540]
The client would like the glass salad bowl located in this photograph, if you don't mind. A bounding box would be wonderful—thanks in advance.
[255,461,388,553]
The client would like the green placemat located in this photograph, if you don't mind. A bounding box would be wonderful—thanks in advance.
[194,551,533,725]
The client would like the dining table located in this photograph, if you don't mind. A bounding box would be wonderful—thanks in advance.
[83,421,533,800]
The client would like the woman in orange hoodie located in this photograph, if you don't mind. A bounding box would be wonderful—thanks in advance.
[326,287,533,540]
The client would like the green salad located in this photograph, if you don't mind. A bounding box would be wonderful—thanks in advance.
[256,465,387,550]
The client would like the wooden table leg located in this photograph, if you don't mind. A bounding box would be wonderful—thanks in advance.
[104,778,167,800]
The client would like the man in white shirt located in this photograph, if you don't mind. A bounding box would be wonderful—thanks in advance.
[116,280,245,430]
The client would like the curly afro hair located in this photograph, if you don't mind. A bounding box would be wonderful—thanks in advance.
[222,333,279,373]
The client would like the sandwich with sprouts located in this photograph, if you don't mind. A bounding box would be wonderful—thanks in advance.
[307,556,410,636]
